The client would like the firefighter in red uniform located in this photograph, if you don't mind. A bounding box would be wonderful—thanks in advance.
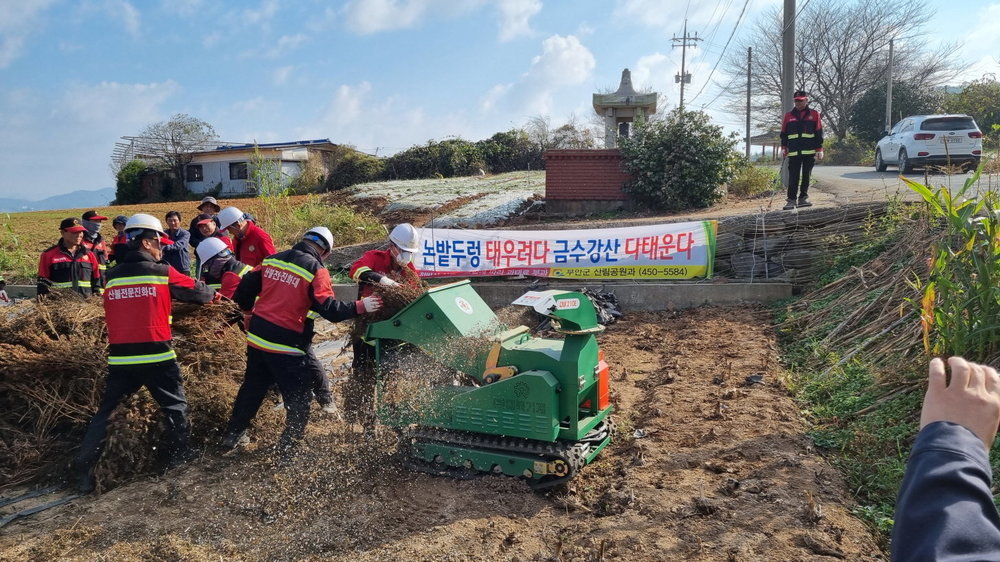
[196,237,252,299]
[107,215,129,265]
[345,223,422,421]
[217,206,275,267]
[198,235,339,414]
[72,214,216,493]
[37,218,101,298]
[780,89,824,210]
[222,226,382,457]
[80,210,110,287]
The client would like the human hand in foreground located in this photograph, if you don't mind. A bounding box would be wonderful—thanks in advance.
[816,150,824,161]
[360,295,383,313]
[780,147,788,159]
[379,276,399,287]
[920,357,1000,452]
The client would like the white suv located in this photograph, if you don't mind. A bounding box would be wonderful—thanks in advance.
[875,114,983,173]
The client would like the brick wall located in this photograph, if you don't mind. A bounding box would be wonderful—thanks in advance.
[544,149,632,201]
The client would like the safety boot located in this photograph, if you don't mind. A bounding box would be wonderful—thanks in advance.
[797,196,813,207]
[782,199,797,210]
[220,431,250,450]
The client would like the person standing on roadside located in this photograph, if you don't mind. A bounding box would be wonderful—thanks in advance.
[72,214,216,493]
[37,218,101,298]
[162,211,192,276]
[217,206,275,267]
[81,210,110,287]
[779,90,824,210]
[221,227,382,459]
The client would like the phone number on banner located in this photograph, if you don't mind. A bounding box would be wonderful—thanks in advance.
[550,265,707,279]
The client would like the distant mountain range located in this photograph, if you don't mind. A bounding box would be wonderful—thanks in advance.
[0,187,116,214]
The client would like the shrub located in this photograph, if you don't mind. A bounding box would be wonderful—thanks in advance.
[727,159,778,197]
[326,150,385,191]
[114,159,148,204]
[824,136,873,166]
[619,109,738,211]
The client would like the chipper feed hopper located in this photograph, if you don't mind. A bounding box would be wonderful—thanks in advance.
[365,280,614,489]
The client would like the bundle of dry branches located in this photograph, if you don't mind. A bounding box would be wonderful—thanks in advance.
[779,215,942,404]
[0,294,282,491]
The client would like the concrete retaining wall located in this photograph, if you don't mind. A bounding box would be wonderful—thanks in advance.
[6,281,792,312]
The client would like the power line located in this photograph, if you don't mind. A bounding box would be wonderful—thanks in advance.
[687,0,753,105]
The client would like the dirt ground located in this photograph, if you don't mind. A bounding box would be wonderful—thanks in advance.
[0,306,884,561]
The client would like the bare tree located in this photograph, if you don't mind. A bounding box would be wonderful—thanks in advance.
[527,114,599,150]
[719,0,966,139]
[111,114,220,180]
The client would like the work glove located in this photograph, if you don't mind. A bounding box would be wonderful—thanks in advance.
[379,276,399,287]
[360,295,383,314]
[780,146,788,159]
[211,291,223,304]
[816,150,824,161]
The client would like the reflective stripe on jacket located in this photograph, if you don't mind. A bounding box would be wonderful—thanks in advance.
[37,241,100,297]
[780,107,824,157]
[234,242,359,356]
[104,251,215,365]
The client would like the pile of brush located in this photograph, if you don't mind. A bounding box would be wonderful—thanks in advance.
[343,268,427,420]
[0,293,282,491]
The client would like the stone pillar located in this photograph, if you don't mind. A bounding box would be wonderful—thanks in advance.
[604,109,617,149]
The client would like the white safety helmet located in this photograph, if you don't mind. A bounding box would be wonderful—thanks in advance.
[124,213,167,236]
[196,236,231,264]
[216,206,245,230]
[389,223,420,252]
[303,226,334,253]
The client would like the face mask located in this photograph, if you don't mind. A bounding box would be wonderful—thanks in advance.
[395,250,413,266]
[207,254,231,279]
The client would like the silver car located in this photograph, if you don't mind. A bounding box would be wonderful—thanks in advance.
[875,114,983,173]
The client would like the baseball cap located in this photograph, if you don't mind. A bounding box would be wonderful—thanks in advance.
[60,218,87,233]
[112,215,128,226]
[197,196,220,211]
[793,90,809,101]
[82,210,108,221]
[194,212,217,226]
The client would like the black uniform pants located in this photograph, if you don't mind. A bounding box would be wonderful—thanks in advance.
[343,338,377,423]
[225,346,312,452]
[307,346,333,406]
[786,155,815,200]
[75,360,190,473]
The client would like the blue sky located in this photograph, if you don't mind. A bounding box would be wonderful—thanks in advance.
[1,0,996,200]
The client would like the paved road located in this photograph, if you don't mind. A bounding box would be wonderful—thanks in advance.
[809,165,997,206]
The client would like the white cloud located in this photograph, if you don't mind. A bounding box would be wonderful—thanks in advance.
[481,34,595,117]
[110,0,141,37]
[0,0,57,68]
[233,97,266,114]
[341,0,439,34]
[273,65,294,85]
[241,0,280,26]
[0,80,179,196]
[267,33,307,58]
[495,0,541,42]
[954,3,1000,83]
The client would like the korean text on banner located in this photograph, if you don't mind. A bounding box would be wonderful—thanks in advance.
[415,222,717,280]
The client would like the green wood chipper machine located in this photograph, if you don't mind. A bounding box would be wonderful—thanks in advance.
[365,280,614,489]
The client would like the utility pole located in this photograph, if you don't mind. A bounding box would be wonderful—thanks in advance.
[746,47,752,159]
[884,38,894,133]
[672,20,701,110]
[781,0,795,112]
